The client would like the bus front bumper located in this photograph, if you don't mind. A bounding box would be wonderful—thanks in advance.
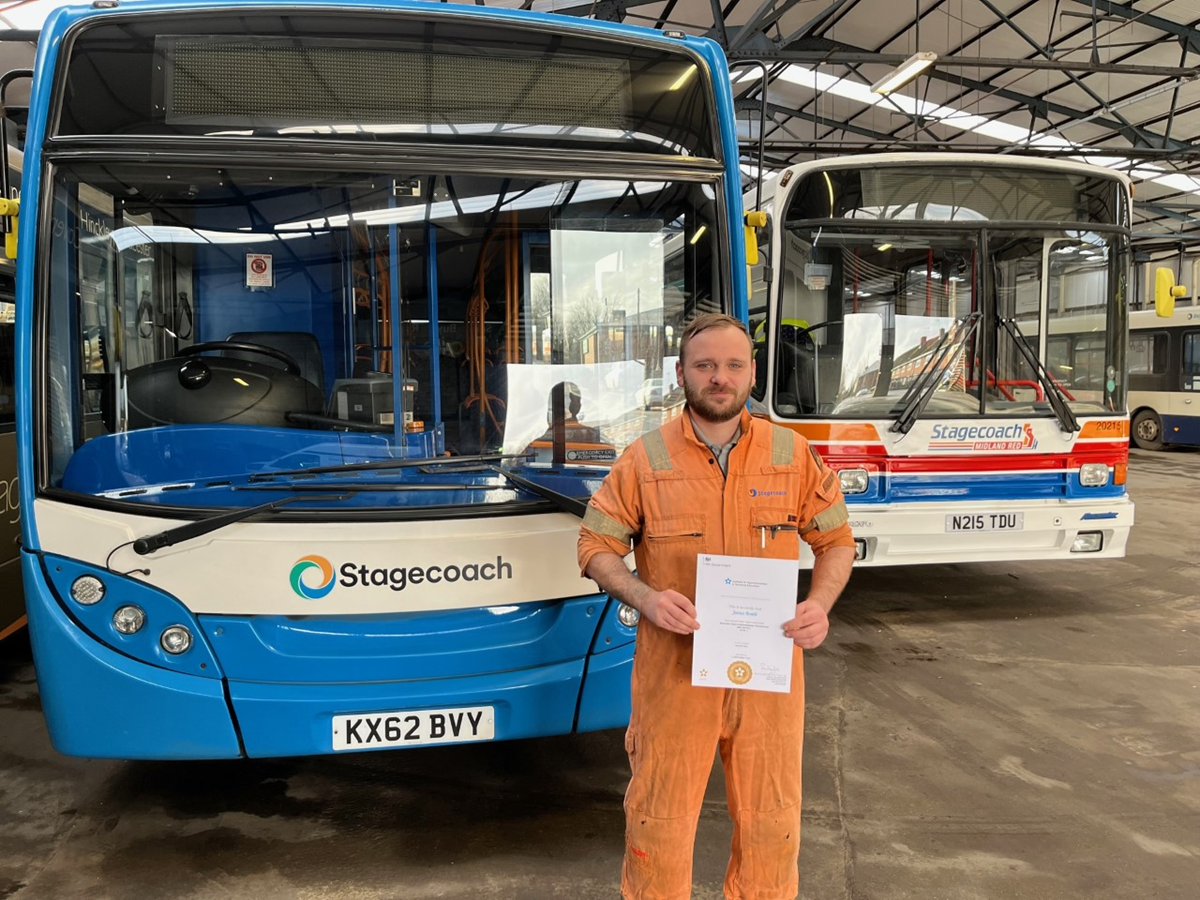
[838,497,1135,567]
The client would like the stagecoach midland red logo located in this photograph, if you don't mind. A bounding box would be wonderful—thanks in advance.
[289,554,514,599]
[928,422,1039,452]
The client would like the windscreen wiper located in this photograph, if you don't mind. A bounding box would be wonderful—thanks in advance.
[248,452,532,482]
[245,469,589,518]
[129,461,588,558]
[888,321,960,428]
[996,316,1078,434]
[487,466,589,519]
[131,493,350,556]
[891,312,982,435]
[250,451,588,518]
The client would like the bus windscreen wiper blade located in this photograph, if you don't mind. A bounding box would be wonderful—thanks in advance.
[249,452,533,482]
[131,493,350,556]
[488,466,589,518]
[241,469,587,516]
[997,316,1079,434]
[891,313,981,435]
[231,482,512,492]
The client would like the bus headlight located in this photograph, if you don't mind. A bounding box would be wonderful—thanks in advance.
[112,605,146,635]
[838,468,869,494]
[1079,463,1110,486]
[617,603,641,628]
[70,575,105,606]
[160,625,194,655]
[1071,531,1103,552]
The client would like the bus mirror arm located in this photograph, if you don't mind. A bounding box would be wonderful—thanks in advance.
[130,493,347,556]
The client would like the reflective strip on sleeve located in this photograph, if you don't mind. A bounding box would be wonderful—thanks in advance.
[642,430,672,471]
[583,504,635,542]
[770,425,795,466]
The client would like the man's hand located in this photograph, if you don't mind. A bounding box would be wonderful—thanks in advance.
[584,552,698,635]
[783,599,829,649]
[642,588,700,635]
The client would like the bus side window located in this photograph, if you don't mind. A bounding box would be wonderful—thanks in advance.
[1129,332,1167,376]
[1185,333,1200,391]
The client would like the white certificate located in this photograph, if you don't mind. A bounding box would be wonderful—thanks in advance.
[691,553,798,693]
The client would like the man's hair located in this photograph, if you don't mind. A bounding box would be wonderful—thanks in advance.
[678,313,752,362]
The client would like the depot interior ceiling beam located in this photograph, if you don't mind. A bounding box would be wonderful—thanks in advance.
[726,0,812,52]
[726,42,1197,153]
[1135,201,1200,227]
[767,0,1184,153]
[734,98,903,142]
[732,48,1200,77]
[1067,0,1200,54]
[774,0,861,48]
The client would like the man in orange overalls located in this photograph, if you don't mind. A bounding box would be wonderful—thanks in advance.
[578,313,856,900]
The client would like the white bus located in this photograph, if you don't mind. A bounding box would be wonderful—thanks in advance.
[1126,305,1200,449]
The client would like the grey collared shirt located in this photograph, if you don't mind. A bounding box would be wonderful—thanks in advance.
[691,420,742,478]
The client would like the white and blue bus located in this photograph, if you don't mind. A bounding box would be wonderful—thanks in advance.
[5,0,750,758]
[1126,305,1200,450]
[750,154,1138,566]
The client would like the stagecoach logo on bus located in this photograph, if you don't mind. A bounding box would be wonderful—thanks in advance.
[928,423,1039,453]
[289,554,514,599]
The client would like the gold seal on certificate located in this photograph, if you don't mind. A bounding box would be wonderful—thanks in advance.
[692,554,798,693]
[727,661,753,685]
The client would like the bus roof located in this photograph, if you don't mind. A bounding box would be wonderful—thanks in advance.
[752,152,1133,208]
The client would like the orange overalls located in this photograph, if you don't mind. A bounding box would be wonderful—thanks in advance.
[578,409,854,900]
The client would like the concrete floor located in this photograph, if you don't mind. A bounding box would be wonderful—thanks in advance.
[1,447,1197,900]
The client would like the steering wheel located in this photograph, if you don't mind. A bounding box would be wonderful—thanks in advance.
[796,320,835,340]
[175,341,303,378]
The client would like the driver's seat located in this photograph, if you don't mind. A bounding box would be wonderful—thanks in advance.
[225,331,325,392]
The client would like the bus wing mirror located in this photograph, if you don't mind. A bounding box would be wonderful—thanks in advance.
[0,198,16,260]
[744,210,767,266]
[1154,267,1187,318]
[1,69,35,261]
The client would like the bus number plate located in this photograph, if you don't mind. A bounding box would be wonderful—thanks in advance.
[945,512,1024,532]
[332,706,495,751]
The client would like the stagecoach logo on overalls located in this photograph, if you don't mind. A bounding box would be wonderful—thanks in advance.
[928,422,1039,452]
[289,554,514,598]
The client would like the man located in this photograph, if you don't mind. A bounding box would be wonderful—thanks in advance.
[577,313,856,900]
[525,381,616,465]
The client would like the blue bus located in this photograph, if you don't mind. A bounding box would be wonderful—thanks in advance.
[4,0,750,758]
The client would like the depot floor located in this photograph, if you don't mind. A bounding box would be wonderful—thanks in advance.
[1,449,1198,900]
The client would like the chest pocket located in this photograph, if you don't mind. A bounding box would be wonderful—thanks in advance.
[750,507,800,560]
[645,514,706,545]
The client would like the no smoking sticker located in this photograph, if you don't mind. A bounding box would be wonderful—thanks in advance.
[246,253,274,288]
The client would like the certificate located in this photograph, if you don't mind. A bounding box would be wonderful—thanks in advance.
[691,553,798,693]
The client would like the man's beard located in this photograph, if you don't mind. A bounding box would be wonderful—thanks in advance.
[684,380,748,423]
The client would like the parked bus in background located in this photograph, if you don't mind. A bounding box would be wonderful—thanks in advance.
[0,136,22,640]
[1125,304,1200,450]
[4,0,751,758]
[750,154,1136,566]
[0,263,19,640]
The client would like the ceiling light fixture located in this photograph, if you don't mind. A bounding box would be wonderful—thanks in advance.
[871,52,937,95]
